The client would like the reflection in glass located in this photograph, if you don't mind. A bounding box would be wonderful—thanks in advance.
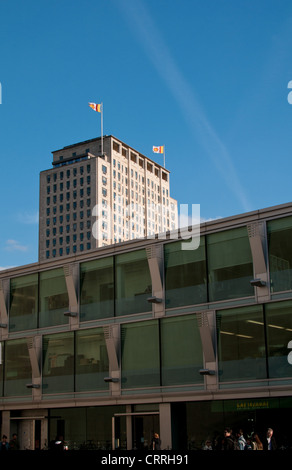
[9,274,38,331]
[121,320,159,388]
[42,332,74,393]
[39,268,69,328]
[164,239,207,308]
[207,227,254,301]
[4,339,31,396]
[265,300,292,378]
[268,216,292,293]
[75,329,109,391]
[115,250,152,316]
[80,257,114,321]
[161,315,204,385]
[217,305,267,382]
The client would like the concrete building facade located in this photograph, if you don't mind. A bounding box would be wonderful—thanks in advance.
[39,136,178,261]
[1,202,292,450]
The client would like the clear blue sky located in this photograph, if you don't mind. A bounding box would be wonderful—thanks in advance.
[1,0,292,269]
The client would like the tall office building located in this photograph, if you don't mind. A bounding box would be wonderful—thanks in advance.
[39,135,178,261]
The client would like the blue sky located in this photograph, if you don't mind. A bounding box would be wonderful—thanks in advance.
[1,0,292,269]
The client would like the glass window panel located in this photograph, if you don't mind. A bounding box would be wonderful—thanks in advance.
[121,320,159,388]
[268,216,292,292]
[80,257,114,321]
[217,305,267,382]
[265,300,292,378]
[42,332,74,393]
[39,268,69,328]
[207,227,254,301]
[115,250,152,316]
[0,342,3,396]
[49,406,126,450]
[75,329,109,391]
[161,315,204,385]
[4,339,31,396]
[9,274,38,331]
[164,239,207,308]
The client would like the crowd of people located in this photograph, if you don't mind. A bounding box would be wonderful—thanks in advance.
[202,427,277,450]
[0,433,20,451]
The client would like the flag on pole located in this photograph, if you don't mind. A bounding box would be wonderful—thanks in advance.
[152,146,164,154]
[89,102,101,112]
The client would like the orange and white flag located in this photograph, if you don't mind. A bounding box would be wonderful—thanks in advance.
[152,145,164,154]
[88,102,101,112]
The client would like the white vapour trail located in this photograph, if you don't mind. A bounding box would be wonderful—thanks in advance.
[118,0,251,212]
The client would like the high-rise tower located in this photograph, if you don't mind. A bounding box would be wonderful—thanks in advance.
[39,135,178,260]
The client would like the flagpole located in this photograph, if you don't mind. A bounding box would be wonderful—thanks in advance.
[101,102,104,156]
[163,145,165,168]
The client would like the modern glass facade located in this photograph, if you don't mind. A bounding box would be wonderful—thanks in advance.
[1,207,292,450]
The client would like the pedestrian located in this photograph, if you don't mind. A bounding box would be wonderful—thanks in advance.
[236,429,246,450]
[0,435,9,451]
[251,433,263,450]
[151,432,161,450]
[263,428,277,450]
[222,427,237,450]
[202,439,212,450]
[9,433,20,451]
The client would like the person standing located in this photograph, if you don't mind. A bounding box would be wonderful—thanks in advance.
[263,428,277,450]
[0,435,9,451]
[236,429,246,450]
[151,433,161,450]
[222,428,236,450]
[9,433,20,451]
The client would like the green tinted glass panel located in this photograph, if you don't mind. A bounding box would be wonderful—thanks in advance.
[80,257,114,321]
[116,250,152,316]
[121,320,159,388]
[217,305,266,382]
[4,339,31,396]
[0,343,3,396]
[39,268,69,327]
[161,315,204,385]
[265,300,292,378]
[164,239,207,308]
[9,274,38,331]
[207,227,254,301]
[75,329,109,391]
[42,332,74,393]
[268,216,292,293]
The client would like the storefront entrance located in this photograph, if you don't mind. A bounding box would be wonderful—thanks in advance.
[112,411,159,450]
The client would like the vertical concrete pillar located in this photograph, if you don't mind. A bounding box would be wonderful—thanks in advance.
[146,244,164,317]
[159,403,172,450]
[1,411,10,440]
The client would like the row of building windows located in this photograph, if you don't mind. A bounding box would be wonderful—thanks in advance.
[46,243,92,259]
[1,299,292,397]
[7,215,292,331]
[47,165,91,182]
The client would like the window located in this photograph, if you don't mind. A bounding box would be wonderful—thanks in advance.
[75,329,109,391]
[217,305,266,382]
[42,332,74,393]
[39,268,69,328]
[164,239,207,308]
[80,257,114,321]
[121,320,160,388]
[265,300,292,378]
[115,249,152,316]
[9,274,38,331]
[207,227,254,301]
[160,315,204,386]
[268,216,292,292]
[4,339,32,396]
